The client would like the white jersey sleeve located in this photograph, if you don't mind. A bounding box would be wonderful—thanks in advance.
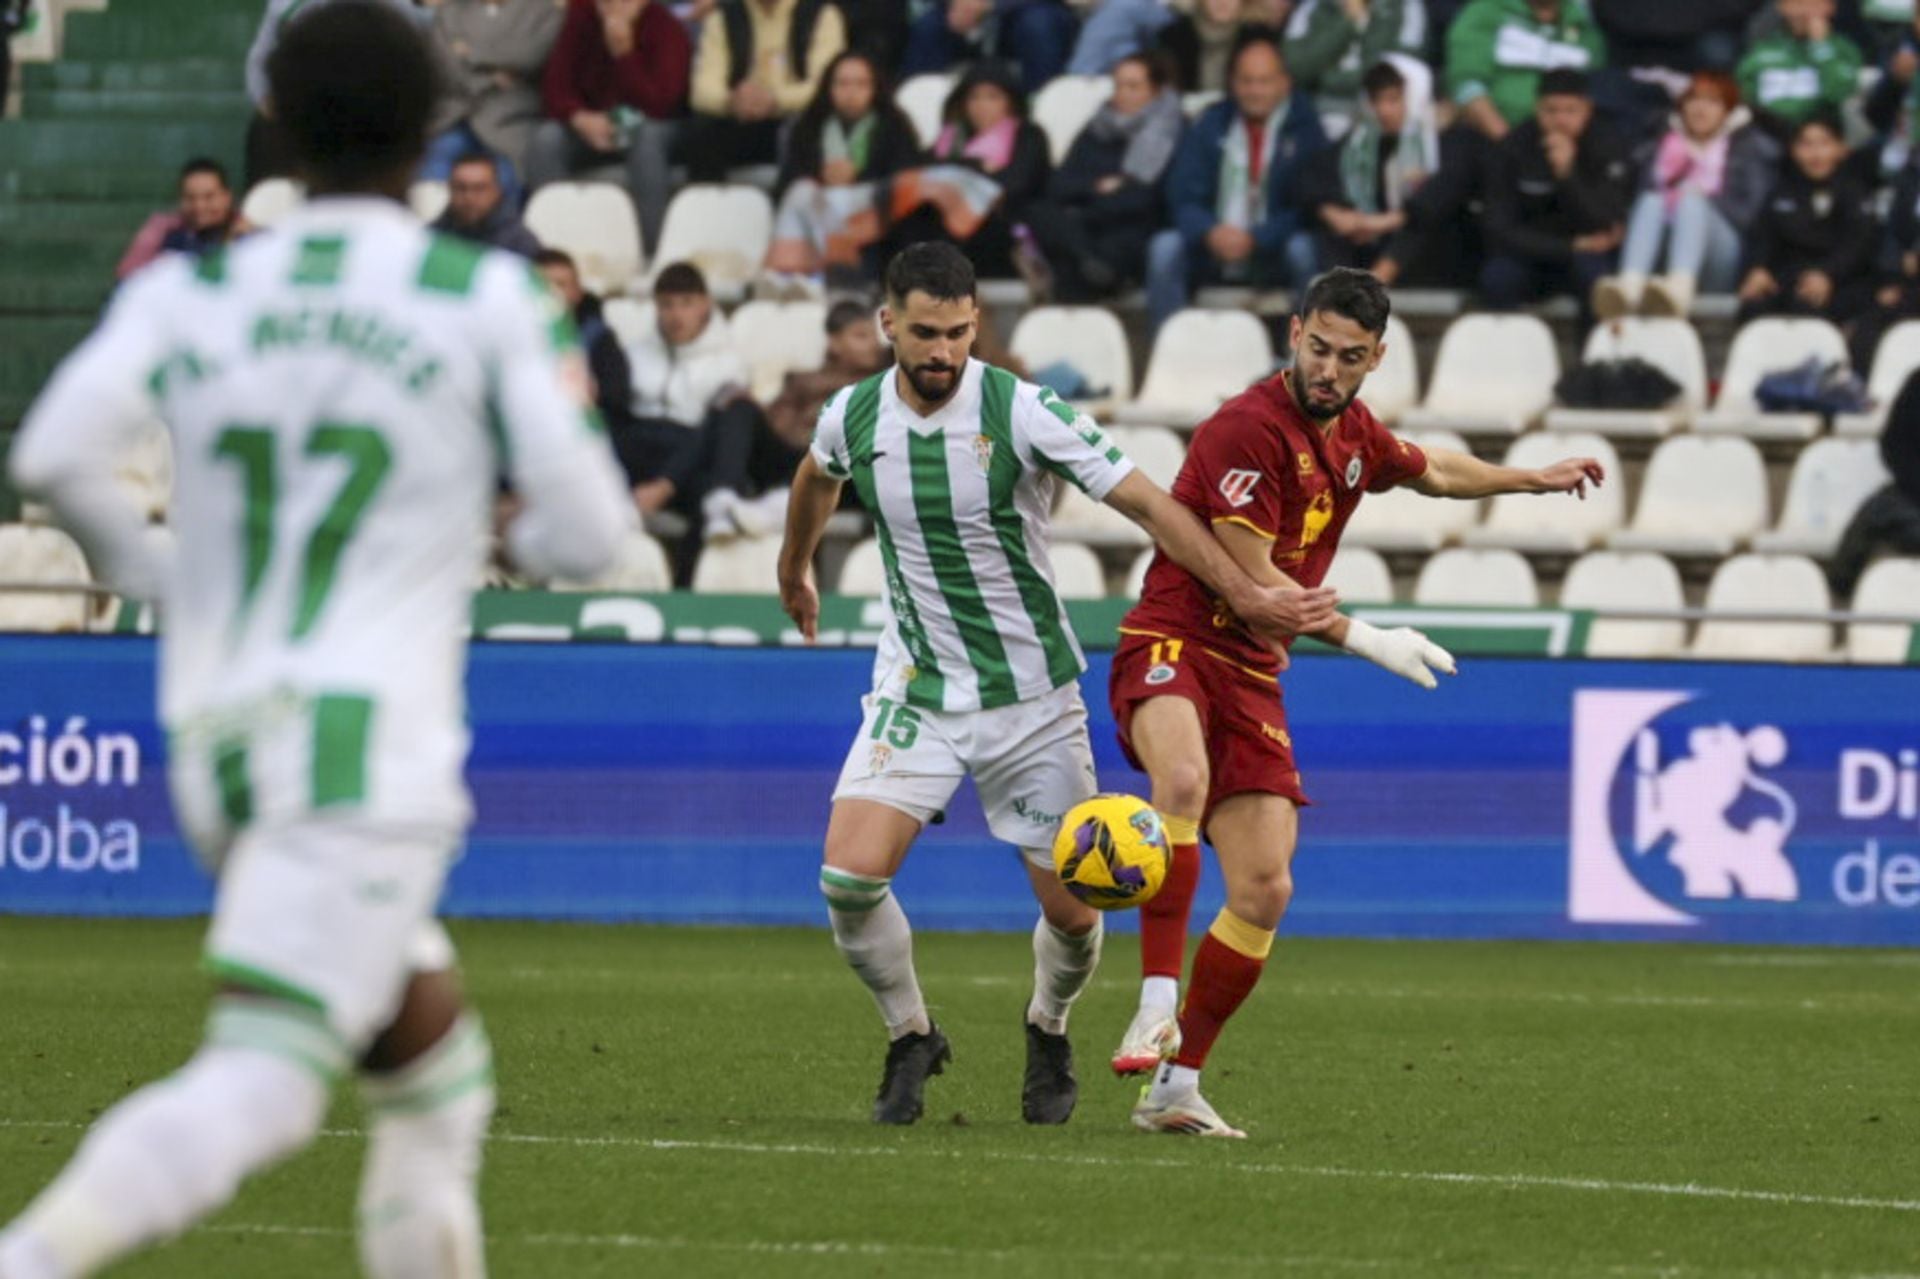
[1014,383,1134,502]
[478,258,636,581]
[10,264,182,602]
[809,384,854,480]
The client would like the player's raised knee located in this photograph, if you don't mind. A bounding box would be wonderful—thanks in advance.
[1151,759,1209,820]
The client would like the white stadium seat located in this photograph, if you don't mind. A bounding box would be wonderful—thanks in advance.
[1462,432,1623,553]
[1697,317,1848,442]
[1692,553,1832,661]
[114,417,173,523]
[837,538,886,596]
[1106,426,1185,488]
[1010,306,1134,412]
[1751,438,1889,558]
[549,529,672,592]
[1608,436,1769,558]
[240,177,303,229]
[525,182,646,296]
[1113,309,1273,427]
[0,524,93,632]
[1837,320,1920,437]
[1365,315,1420,425]
[1847,557,1920,663]
[1544,317,1707,438]
[1560,550,1686,659]
[896,74,955,148]
[690,534,783,594]
[649,184,773,303]
[1053,484,1148,547]
[1343,429,1478,552]
[1413,547,1539,607]
[1047,542,1109,599]
[1400,314,1558,438]
[601,298,654,348]
[1322,547,1394,604]
[407,179,449,223]
[729,299,828,402]
[1123,546,1155,597]
[1032,75,1111,164]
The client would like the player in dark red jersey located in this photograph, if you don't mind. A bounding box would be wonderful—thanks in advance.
[1113,269,1605,1136]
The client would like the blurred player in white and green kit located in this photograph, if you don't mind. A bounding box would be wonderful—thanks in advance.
[778,243,1338,1125]
[0,6,632,1276]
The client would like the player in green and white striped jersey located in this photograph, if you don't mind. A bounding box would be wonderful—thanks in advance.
[0,9,631,1278]
[778,243,1340,1126]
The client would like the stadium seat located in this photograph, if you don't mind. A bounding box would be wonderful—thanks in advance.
[1365,315,1420,425]
[1112,309,1273,427]
[896,74,955,148]
[1751,438,1889,558]
[1123,545,1155,597]
[114,416,172,523]
[602,298,654,348]
[837,537,886,595]
[1009,306,1134,413]
[690,533,783,594]
[1322,547,1394,604]
[649,184,773,303]
[1846,557,1920,663]
[1032,75,1111,164]
[1053,483,1148,547]
[1608,436,1769,558]
[239,177,302,228]
[1836,320,1920,438]
[1400,314,1558,438]
[548,529,672,592]
[524,182,645,296]
[1412,547,1539,607]
[1343,429,1479,551]
[1696,317,1848,443]
[1559,550,1687,658]
[407,179,449,223]
[1692,553,1832,661]
[1106,425,1185,488]
[1048,542,1108,599]
[1462,432,1623,553]
[729,299,828,402]
[0,523,92,632]
[1544,317,1707,438]
[1181,91,1223,117]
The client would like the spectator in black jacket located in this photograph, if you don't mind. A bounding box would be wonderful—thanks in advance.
[1850,154,1920,368]
[1593,0,1760,74]
[432,152,545,257]
[1737,109,1876,328]
[535,249,631,428]
[1479,68,1633,321]
[1017,52,1185,300]
[1829,362,1920,596]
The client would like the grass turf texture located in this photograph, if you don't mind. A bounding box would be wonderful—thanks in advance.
[2,919,1916,1278]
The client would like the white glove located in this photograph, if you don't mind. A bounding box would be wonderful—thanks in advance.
[1342,617,1456,690]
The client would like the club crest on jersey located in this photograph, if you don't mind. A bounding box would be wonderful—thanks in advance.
[1219,469,1262,508]
[869,743,893,774]
[1297,451,1314,475]
[1345,456,1363,489]
[973,434,994,473]
[1145,664,1176,686]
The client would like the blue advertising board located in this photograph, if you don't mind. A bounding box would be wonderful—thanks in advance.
[2,636,1918,945]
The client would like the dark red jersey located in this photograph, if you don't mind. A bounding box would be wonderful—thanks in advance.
[1120,372,1427,682]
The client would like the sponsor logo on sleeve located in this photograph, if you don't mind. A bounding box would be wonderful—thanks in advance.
[1219,469,1262,508]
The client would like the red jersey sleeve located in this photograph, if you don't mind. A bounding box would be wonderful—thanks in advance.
[1183,404,1290,540]
[1362,412,1428,494]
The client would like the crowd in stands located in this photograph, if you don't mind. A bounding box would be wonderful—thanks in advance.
[90,0,1920,588]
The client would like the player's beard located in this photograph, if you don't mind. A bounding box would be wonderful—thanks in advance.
[903,360,962,405]
[1289,366,1355,423]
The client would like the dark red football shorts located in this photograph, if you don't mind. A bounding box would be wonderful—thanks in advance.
[1108,630,1311,820]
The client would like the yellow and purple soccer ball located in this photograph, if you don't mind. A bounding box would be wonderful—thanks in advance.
[1051,794,1170,911]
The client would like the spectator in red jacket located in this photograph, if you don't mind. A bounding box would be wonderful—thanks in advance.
[527,0,691,249]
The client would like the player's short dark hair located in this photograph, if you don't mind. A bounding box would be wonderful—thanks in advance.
[1537,67,1591,100]
[1361,60,1406,99]
[826,299,871,334]
[1299,267,1391,337]
[653,261,709,298]
[178,157,229,188]
[532,249,577,273]
[267,0,435,190]
[884,241,975,305]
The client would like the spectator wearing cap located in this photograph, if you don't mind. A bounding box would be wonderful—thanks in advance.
[1144,33,1328,333]
[528,0,690,252]
[424,0,563,206]
[1478,66,1633,319]
[432,152,546,257]
[684,0,847,182]
[117,158,254,280]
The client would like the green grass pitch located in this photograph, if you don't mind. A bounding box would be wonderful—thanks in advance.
[2,917,1917,1277]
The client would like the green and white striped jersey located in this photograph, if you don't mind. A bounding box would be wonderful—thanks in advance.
[12,198,631,837]
[811,359,1135,713]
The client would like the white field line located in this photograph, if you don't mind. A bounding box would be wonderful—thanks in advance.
[5,1118,1919,1217]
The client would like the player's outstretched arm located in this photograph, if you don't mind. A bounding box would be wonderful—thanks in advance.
[778,452,843,642]
[1106,470,1341,641]
[1408,446,1605,501]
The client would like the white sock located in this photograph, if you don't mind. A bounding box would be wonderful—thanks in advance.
[821,867,930,1039]
[357,1014,495,1279]
[0,1003,335,1279]
[1148,1060,1201,1103]
[1139,975,1179,1019]
[1026,915,1103,1036]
